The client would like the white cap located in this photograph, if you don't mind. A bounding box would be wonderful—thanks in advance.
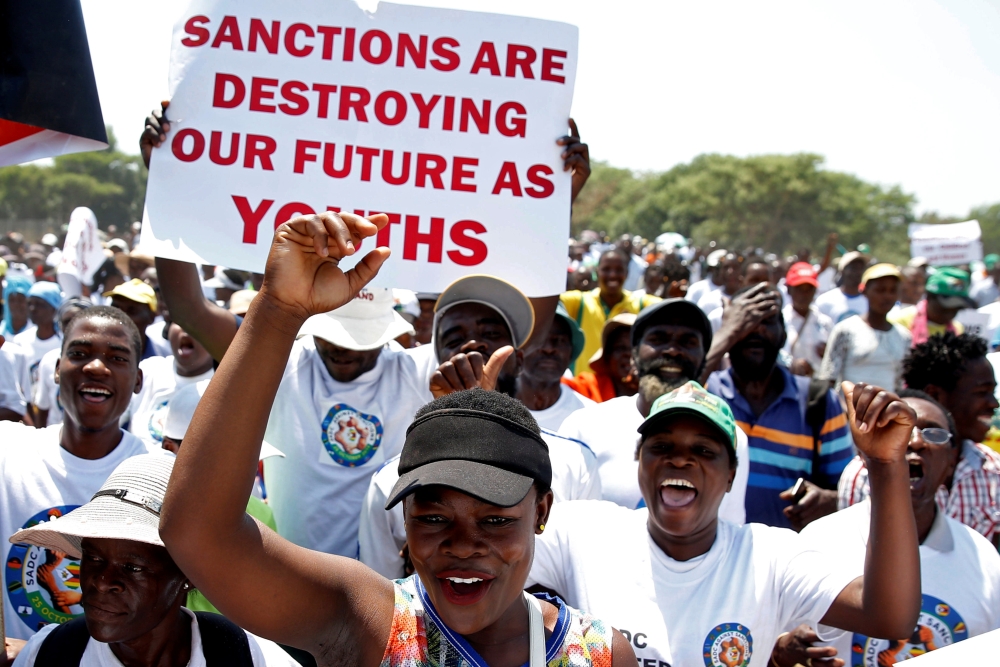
[163,381,283,460]
[10,453,175,559]
[297,288,414,351]
[41,233,58,246]
[706,249,728,267]
[392,288,420,320]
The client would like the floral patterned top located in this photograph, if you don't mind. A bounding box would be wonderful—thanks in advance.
[380,576,614,667]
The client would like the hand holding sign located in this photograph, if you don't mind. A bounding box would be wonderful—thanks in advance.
[259,212,389,323]
[558,118,589,203]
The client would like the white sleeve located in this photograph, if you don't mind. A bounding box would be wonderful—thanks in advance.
[577,445,602,500]
[0,350,26,415]
[11,622,58,667]
[718,427,748,525]
[774,529,859,638]
[526,502,574,594]
[247,632,301,666]
[357,464,408,579]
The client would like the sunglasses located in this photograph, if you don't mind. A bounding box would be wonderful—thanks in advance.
[911,427,951,446]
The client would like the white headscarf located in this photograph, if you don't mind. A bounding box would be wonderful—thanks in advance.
[57,206,106,285]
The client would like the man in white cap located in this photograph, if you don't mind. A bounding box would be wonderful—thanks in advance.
[815,251,870,325]
[5,453,297,666]
[358,275,602,578]
[685,248,728,306]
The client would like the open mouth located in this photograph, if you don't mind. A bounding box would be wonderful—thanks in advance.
[436,571,495,606]
[660,478,698,508]
[175,339,196,358]
[78,385,113,403]
[907,456,925,491]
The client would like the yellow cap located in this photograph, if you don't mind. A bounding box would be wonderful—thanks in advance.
[104,279,157,313]
[0,257,7,278]
[861,263,902,288]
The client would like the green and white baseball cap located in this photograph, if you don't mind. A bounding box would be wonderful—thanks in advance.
[637,381,737,452]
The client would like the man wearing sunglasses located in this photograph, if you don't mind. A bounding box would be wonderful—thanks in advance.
[772,389,1000,666]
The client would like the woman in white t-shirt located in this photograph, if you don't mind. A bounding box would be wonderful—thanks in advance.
[529,379,921,667]
[773,391,1000,666]
[8,454,296,667]
[819,265,911,392]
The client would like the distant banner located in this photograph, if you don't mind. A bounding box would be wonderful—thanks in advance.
[142,0,578,296]
[908,220,983,267]
[0,0,108,165]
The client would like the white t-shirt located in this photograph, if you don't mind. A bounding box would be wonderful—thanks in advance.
[686,278,722,306]
[32,348,61,426]
[0,344,25,416]
[782,304,833,372]
[123,355,214,447]
[145,320,172,358]
[528,500,855,667]
[802,500,1000,664]
[815,288,868,325]
[12,327,62,403]
[697,288,734,317]
[1,340,31,408]
[818,315,911,392]
[0,423,157,639]
[529,385,595,431]
[358,428,602,579]
[13,607,297,667]
[557,395,749,524]
[264,338,428,556]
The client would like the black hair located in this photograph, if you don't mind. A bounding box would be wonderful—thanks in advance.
[90,257,122,292]
[902,332,988,393]
[62,305,144,366]
[415,387,540,434]
[897,388,959,447]
[661,255,690,283]
[413,388,549,495]
[742,256,768,275]
[598,248,630,267]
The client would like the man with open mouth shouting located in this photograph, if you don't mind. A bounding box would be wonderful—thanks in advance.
[527,380,921,667]
[0,306,158,641]
[159,212,635,667]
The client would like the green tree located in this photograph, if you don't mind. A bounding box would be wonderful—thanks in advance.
[0,126,147,230]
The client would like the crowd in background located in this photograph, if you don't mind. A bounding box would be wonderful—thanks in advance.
[1,112,999,667]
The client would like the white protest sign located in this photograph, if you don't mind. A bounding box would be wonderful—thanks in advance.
[956,308,990,341]
[142,0,577,296]
[908,220,983,267]
[906,628,1000,664]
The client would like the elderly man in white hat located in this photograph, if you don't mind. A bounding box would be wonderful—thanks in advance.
[5,453,297,667]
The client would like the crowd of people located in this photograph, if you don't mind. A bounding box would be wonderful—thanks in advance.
[0,103,998,667]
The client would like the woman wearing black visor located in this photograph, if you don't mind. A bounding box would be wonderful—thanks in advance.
[159,212,634,667]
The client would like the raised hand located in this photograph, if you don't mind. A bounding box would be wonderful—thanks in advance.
[430,346,514,398]
[140,100,170,169]
[842,382,915,464]
[259,212,390,323]
[557,118,590,203]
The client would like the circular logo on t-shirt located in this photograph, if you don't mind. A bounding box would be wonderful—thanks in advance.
[850,593,967,665]
[5,505,83,632]
[703,623,753,667]
[321,403,383,467]
[147,399,170,443]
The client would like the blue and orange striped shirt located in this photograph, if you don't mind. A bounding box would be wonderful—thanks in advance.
[708,367,854,528]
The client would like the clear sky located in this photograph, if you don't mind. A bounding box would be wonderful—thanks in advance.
[80,0,1000,217]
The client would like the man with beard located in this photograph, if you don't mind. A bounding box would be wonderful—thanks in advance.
[557,299,749,519]
[357,276,601,578]
[706,285,852,530]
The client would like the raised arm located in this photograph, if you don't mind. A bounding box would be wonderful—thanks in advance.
[699,284,780,383]
[819,382,920,638]
[159,212,395,660]
[155,257,239,362]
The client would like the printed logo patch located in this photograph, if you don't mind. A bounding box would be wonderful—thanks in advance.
[5,505,83,632]
[147,399,170,443]
[321,403,383,467]
[703,623,752,667]
[850,593,968,665]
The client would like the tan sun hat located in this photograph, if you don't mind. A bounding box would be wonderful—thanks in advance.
[9,453,175,559]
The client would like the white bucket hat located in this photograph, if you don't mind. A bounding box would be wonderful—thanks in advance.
[9,453,175,559]
[163,380,284,460]
[297,287,414,351]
